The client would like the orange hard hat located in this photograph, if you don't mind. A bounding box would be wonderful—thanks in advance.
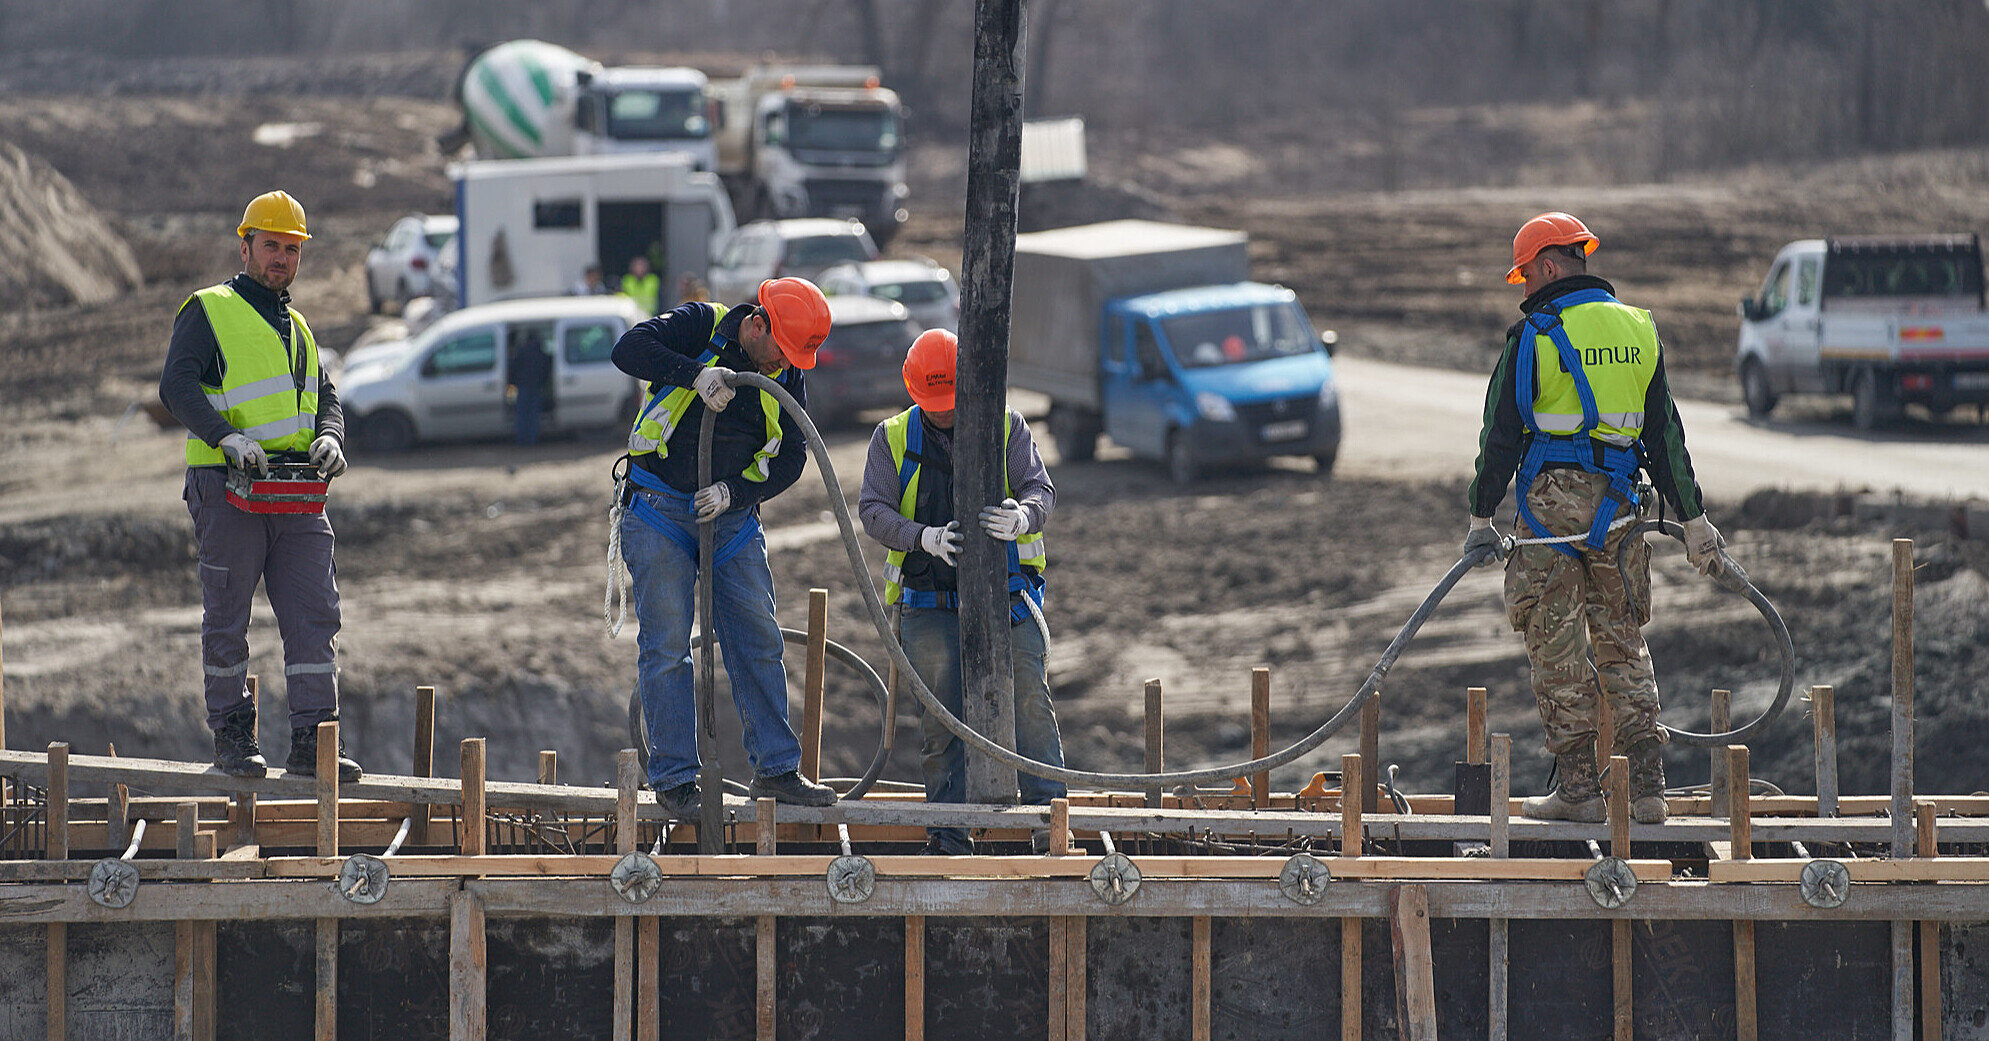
[903,328,957,411]
[1506,212,1598,285]
[757,277,831,369]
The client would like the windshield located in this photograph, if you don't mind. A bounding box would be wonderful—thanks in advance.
[1162,303,1317,369]
[424,230,455,250]
[607,89,709,141]
[786,104,898,153]
[787,235,874,270]
[1824,250,1984,300]
[874,279,950,305]
[823,318,915,361]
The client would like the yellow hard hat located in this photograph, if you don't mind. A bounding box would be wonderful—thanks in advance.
[237,190,311,240]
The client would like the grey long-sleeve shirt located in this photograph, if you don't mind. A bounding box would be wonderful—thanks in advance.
[159,273,342,460]
[858,407,1055,553]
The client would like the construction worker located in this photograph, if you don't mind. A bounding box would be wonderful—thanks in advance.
[569,263,610,296]
[611,277,838,815]
[857,330,1065,855]
[157,191,361,781]
[1467,212,1719,825]
[621,255,661,315]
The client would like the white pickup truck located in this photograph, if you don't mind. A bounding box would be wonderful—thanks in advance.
[1736,235,1989,429]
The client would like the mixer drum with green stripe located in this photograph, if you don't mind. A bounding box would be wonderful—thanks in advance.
[461,39,592,159]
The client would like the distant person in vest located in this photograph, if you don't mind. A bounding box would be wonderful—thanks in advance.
[610,277,837,815]
[1466,212,1719,825]
[621,254,661,315]
[857,330,1066,855]
[157,190,362,782]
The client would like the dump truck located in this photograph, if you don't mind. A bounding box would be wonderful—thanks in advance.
[1737,235,1989,428]
[1010,220,1342,481]
[710,65,908,245]
[456,41,718,170]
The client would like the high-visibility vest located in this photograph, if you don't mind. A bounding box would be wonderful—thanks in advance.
[881,406,1046,606]
[183,284,320,466]
[625,304,785,483]
[621,272,661,315]
[1522,291,1660,447]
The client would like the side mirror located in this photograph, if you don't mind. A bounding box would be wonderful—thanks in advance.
[1319,329,1339,357]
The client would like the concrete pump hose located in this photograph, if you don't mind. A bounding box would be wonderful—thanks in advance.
[721,370,1477,790]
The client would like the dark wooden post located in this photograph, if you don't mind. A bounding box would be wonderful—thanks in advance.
[956,0,1028,805]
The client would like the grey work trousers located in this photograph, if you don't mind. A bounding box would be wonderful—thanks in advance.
[184,468,341,731]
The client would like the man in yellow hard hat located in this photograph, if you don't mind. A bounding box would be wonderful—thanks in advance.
[158,190,361,782]
[1467,212,1719,825]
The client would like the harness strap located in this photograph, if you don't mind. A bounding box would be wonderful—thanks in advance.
[1513,287,1640,557]
[636,345,723,427]
[624,463,761,567]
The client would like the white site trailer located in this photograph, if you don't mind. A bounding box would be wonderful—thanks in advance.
[450,152,736,309]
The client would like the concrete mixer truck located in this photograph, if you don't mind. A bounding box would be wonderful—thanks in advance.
[455,40,717,172]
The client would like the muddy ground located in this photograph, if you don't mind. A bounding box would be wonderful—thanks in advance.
[1,54,1985,803]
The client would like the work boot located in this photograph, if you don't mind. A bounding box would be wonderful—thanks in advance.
[748,770,837,807]
[285,723,363,782]
[1520,750,1606,823]
[655,781,701,819]
[1626,738,1668,824]
[212,704,267,778]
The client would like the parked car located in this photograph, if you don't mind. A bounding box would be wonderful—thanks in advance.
[706,218,878,303]
[365,214,458,314]
[817,258,959,331]
[805,295,921,426]
[341,296,647,451]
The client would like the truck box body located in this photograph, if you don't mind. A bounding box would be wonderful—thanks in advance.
[1011,221,1249,409]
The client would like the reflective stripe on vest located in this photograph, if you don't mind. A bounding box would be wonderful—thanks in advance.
[624,304,786,483]
[1519,289,1659,447]
[881,406,1047,605]
[184,284,321,466]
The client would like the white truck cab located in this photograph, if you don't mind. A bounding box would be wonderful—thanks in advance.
[572,66,717,172]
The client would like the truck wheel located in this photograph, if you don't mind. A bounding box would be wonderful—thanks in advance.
[1852,368,1899,431]
[1741,359,1777,419]
[357,409,415,454]
[1167,432,1198,484]
[1049,406,1097,462]
[1312,446,1338,477]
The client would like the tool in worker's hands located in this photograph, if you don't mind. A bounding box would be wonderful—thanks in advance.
[694,482,731,521]
[693,366,737,411]
[225,453,328,514]
[920,521,962,565]
[308,434,346,478]
[1463,516,1509,566]
[220,432,269,476]
[1683,515,1724,575]
[979,497,1027,541]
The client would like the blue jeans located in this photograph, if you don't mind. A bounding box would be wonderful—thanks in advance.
[621,489,803,790]
[902,605,1066,849]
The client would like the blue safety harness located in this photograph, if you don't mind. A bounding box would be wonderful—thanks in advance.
[1512,287,1644,558]
[621,336,762,568]
[896,406,1045,624]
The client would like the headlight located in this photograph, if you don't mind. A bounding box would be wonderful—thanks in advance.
[1317,380,1339,409]
[1195,392,1237,422]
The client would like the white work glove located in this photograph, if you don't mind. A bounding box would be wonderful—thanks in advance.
[1683,515,1725,576]
[1463,516,1508,567]
[219,432,269,475]
[694,482,732,521]
[692,366,736,411]
[308,434,347,479]
[919,521,962,566]
[979,497,1028,542]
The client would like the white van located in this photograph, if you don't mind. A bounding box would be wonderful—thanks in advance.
[341,296,648,451]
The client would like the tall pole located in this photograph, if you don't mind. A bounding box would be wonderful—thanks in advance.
[956,0,1027,805]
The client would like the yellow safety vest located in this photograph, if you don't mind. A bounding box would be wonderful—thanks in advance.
[621,272,661,315]
[1527,298,1660,447]
[626,304,785,483]
[182,285,321,466]
[881,408,1047,605]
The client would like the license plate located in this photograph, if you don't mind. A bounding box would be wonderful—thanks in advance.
[1260,419,1308,442]
[1956,372,1989,389]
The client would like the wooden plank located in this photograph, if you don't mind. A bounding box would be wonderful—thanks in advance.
[317,720,339,857]
[412,685,436,846]
[1811,685,1838,818]
[1144,679,1163,809]
[757,798,776,855]
[1068,916,1086,1041]
[1709,689,1732,818]
[175,921,196,1041]
[315,917,337,1041]
[1488,918,1508,1041]
[1893,919,1914,1041]
[1251,668,1271,808]
[1466,688,1487,765]
[1729,746,1751,860]
[194,919,216,1041]
[1612,918,1632,1041]
[1735,919,1757,1041]
[1341,916,1361,1041]
[638,915,660,1041]
[1609,754,1630,858]
[449,888,486,1041]
[1491,735,1510,859]
[757,915,776,1041]
[617,749,638,854]
[1391,884,1436,1041]
[1710,858,1989,883]
[1918,801,1938,858]
[233,792,257,852]
[536,750,556,787]
[1192,915,1211,1041]
[1892,538,1915,858]
[1922,921,1943,1041]
[461,739,486,857]
[0,859,268,882]
[108,779,130,854]
[47,742,68,860]
[1049,797,1071,856]
[802,588,827,782]
[1360,697,1380,814]
[46,921,65,1041]
[1049,915,1068,1041]
[613,917,634,1040]
[906,914,925,1041]
[1342,754,1362,859]
[176,802,200,860]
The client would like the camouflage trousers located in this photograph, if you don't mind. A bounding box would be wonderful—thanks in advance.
[1503,468,1663,758]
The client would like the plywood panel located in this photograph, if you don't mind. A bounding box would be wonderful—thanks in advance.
[1209,917,1339,1041]
[338,918,449,1041]
[1086,917,1190,1041]
[1754,921,1890,1040]
[927,917,1051,1041]
[776,916,906,1041]
[0,924,48,1039]
[1631,919,1734,1041]
[657,917,756,1040]
[1940,920,1989,1040]
[485,918,615,1041]
[1508,919,1610,1040]
[218,920,314,1041]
